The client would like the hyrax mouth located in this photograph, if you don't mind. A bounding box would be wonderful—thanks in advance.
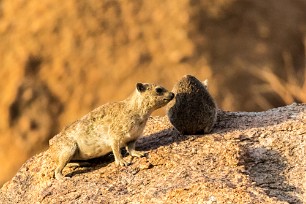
[164,92,175,101]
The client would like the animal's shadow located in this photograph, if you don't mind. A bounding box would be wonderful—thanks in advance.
[241,146,302,204]
[65,153,115,178]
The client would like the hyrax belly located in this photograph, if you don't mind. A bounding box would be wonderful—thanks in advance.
[72,122,113,160]
[73,135,111,160]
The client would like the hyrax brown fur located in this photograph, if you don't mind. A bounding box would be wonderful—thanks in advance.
[167,75,217,135]
[49,83,174,180]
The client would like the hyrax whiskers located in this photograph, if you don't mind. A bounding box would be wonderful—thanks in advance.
[167,75,217,135]
[49,83,174,180]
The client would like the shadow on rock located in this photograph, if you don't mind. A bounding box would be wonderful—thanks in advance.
[136,127,205,152]
[241,146,302,204]
[65,153,115,178]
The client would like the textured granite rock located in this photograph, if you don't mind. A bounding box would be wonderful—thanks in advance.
[1,103,305,203]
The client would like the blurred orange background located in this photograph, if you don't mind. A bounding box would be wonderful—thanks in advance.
[0,0,305,185]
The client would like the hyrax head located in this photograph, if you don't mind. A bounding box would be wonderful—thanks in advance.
[136,83,175,110]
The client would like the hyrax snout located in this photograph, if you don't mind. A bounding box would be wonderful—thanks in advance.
[49,82,174,180]
[167,75,217,135]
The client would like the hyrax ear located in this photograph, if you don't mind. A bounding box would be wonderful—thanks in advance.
[202,79,208,87]
[136,83,146,93]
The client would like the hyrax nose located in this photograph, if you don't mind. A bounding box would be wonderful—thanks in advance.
[169,92,175,100]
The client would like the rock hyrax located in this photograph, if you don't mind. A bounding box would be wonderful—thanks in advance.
[49,83,174,179]
[167,75,217,135]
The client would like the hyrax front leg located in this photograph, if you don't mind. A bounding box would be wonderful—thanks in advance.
[126,141,145,158]
[111,140,130,166]
[54,142,77,180]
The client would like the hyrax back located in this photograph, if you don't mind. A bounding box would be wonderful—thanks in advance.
[167,75,217,135]
[49,83,174,180]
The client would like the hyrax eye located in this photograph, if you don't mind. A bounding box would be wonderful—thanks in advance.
[155,87,163,94]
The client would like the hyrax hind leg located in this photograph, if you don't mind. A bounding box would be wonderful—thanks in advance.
[126,140,145,158]
[53,140,78,180]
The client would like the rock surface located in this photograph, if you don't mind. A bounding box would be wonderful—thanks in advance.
[1,103,305,203]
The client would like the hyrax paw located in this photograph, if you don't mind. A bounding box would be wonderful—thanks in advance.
[115,159,130,167]
[131,150,145,158]
[55,173,66,180]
